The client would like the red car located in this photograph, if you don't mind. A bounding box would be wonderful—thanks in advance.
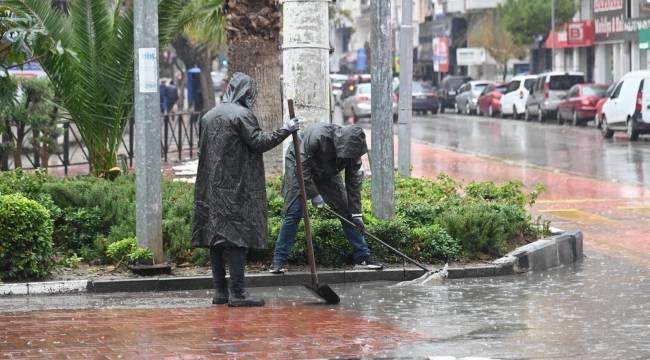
[595,84,615,128]
[557,83,609,126]
[477,83,508,117]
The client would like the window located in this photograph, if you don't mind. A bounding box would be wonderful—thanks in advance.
[567,86,579,98]
[582,86,608,97]
[524,79,536,90]
[474,83,488,92]
[610,82,624,99]
[507,81,520,93]
[549,75,585,90]
[357,84,371,95]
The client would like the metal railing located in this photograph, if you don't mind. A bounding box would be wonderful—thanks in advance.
[0,111,202,175]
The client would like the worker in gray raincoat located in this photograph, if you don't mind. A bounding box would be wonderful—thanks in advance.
[269,123,383,273]
[191,72,299,307]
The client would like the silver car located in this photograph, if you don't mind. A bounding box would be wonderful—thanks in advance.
[524,72,585,122]
[341,83,397,123]
[454,81,490,115]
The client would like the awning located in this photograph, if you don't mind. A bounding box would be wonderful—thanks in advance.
[640,28,650,49]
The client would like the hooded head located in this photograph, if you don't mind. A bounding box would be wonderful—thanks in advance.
[222,72,258,109]
[334,126,368,159]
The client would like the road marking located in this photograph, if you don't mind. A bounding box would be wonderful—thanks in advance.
[538,209,611,223]
[618,206,650,217]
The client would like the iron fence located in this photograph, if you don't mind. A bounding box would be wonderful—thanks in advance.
[0,111,202,175]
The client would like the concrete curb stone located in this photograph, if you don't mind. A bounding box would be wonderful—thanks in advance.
[1,231,583,296]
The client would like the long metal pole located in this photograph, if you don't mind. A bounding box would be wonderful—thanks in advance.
[551,0,556,71]
[371,0,395,219]
[398,0,413,178]
[134,0,164,264]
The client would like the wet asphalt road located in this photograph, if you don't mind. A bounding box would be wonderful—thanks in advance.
[404,112,650,187]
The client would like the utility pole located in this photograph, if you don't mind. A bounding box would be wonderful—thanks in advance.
[134,0,164,264]
[398,0,413,178]
[551,0,556,71]
[371,0,395,219]
[282,0,331,126]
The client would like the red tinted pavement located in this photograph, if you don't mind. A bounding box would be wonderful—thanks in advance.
[0,304,423,359]
[409,141,650,269]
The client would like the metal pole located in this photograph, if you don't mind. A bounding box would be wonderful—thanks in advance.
[398,0,413,178]
[551,0,556,71]
[134,0,164,264]
[371,0,395,219]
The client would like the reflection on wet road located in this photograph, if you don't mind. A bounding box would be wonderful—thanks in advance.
[409,114,650,187]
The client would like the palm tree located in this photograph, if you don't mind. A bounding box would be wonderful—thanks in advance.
[223,0,283,176]
[181,0,225,110]
[5,0,187,176]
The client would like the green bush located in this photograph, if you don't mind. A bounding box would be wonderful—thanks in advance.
[54,207,104,252]
[106,237,137,265]
[0,194,54,280]
[0,170,546,268]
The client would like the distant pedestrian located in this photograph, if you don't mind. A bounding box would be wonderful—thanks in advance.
[159,80,168,113]
[165,80,179,113]
[191,72,300,307]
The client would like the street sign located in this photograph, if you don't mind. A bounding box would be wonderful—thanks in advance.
[456,48,486,66]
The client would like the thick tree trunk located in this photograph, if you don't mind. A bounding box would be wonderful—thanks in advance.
[199,49,216,110]
[225,0,282,176]
[228,39,283,176]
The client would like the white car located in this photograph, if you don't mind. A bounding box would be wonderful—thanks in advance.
[500,75,537,119]
[601,70,650,141]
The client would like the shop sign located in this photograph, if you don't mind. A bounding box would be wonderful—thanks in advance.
[594,0,626,42]
[456,48,486,66]
[432,36,449,73]
[546,21,594,48]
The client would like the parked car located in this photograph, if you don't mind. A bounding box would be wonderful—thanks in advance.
[477,83,508,117]
[525,72,585,122]
[556,84,609,126]
[409,81,440,114]
[500,75,538,119]
[454,81,490,115]
[595,84,615,129]
[439,75,472,113]
[601,70,650,141]
[341,83,397,123]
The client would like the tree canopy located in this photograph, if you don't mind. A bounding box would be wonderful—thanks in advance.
[498,0,577,46]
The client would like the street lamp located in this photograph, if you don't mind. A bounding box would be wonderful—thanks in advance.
[551,0,556,71]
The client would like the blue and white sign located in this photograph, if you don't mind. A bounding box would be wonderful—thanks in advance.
[138,48,158,93]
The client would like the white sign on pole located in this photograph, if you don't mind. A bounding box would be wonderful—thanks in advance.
[456,48,487,66]
[138,48,158,93]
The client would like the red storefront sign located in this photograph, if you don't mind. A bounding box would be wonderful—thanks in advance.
[432,36,449,73]
[546,20,594,48]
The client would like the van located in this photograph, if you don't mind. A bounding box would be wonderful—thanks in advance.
[524,72,585,122]
[439,75,472,112]
[601,70,650,141]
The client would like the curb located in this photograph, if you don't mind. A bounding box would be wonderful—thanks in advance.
[1,231,583,296]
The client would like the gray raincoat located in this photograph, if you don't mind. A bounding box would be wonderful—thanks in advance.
[191,72,291,249]
[282,124,367,217]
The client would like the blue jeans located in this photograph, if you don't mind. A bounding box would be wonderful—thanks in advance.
[273,198,370,264]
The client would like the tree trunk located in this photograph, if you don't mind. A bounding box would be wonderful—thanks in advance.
[199,49,216,110]
[225,0,282,176]
[13,124,23,168]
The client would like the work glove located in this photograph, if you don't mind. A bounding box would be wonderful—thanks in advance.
[311,194,325,208]
[282,116,301,132]
[351,215,365,233]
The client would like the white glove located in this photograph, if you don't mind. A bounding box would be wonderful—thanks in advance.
[282,116,301,132]
[311,195,325,208]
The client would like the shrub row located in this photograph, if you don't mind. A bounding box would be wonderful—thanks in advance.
[0,169,548,280]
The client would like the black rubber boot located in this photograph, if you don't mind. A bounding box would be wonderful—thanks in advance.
[227,247,265,307]
[209,246,229,305]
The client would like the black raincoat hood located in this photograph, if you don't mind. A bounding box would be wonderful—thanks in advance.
[334,126,367,158]
[222,72,258,108]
